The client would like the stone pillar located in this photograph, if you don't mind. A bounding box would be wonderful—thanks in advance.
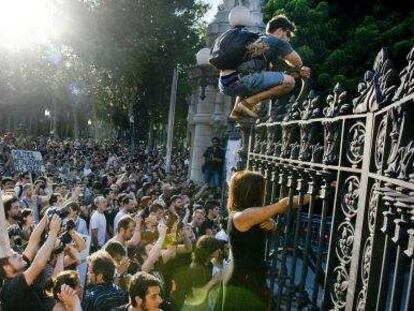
[190,84,216,183]
[188,0,265,183]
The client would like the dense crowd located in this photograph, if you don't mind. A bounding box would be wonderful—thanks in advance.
[0,132,229,311]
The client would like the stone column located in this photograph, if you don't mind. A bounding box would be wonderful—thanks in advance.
[190,84,217,183]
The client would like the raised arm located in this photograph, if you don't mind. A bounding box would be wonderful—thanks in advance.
[24,215,61,286]
[233,195,310,232]
[141,223,167,272]
[126,215,142,247]
[23,213,48,261]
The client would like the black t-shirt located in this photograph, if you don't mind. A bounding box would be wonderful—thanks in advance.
[0,273,43,311]
[203,146,224,171]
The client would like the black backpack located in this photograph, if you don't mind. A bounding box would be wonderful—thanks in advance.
[209,26,259,70]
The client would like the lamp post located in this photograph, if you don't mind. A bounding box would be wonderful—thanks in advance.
[195,48,216,100]
[44,109,51,135]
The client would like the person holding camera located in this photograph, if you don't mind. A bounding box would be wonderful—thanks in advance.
[0,214,62,311]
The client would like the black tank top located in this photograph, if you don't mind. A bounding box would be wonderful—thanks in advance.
[227,217,266,286]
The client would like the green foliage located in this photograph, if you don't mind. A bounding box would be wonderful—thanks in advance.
[264,0,413,96]
[0,0,207,142]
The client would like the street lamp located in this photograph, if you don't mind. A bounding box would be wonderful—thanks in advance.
[228,5,252,27]
[44,109,52,135]
[87,119,92,126]
[195,48,215,100]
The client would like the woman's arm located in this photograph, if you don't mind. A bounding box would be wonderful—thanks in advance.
[233,195,311,232]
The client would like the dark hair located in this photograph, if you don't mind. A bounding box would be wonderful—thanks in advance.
[3,196,18,214]
[0,257,10,280]
[170,195,181,205]
[1,177,14,187]
[117,215,134,233]
[266,14,296,34]
[121,196,132,206]
[149,203,163,214]
[204,200,219,211]
[227,170,265,213]
[192,235,221,264]
[52,270,80,300]
[21,208,33,220]
[129,272,161,307]
[104,241,127,259]
[211,137,220,143]
[89,251,116,283]
[68,201,81,214]
[49,193,61,206]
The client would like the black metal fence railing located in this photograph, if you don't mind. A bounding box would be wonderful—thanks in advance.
[240,47,414,311]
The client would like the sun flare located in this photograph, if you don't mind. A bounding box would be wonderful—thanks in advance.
[0,0,58,50]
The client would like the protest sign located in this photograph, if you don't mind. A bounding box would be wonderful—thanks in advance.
[11,149,44,174]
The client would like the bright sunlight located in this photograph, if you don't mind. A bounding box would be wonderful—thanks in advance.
[0,0,58,50]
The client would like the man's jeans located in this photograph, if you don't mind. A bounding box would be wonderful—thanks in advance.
[204,168,222,188]
[219,71,284,98]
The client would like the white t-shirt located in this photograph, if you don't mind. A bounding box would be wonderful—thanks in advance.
[113,209,128,232]
[89,210,107,246]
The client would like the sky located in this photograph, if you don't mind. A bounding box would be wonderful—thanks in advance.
[202,0,221,22]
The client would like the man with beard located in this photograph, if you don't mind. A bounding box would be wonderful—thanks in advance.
[3,195,20,227]
[1,177,15,196]
[107,215,142,254]
[114,195,136,232]
[0,214,61,311]
[113,272,163,311]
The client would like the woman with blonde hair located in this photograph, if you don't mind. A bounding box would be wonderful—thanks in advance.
[221,170,309,311]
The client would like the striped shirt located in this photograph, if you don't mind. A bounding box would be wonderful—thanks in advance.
[82,283,128,311]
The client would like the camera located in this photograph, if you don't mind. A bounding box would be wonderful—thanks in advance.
[47,204,72,220]
[53,219,76,254]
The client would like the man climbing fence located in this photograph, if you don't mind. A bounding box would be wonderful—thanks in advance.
[209,7,311,120]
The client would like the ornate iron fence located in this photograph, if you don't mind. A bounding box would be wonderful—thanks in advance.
[241,47,414,311]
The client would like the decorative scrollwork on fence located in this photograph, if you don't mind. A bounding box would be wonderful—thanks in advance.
[243,45,414,311]
[346,122,366,167]
[301,90,323,120]
[355,184,380,310]
[353,48,398,113]
[266,125,276,155]
[374,115,387,172]
[324,83,352,117]
[329,175,360,310]
[283,95,301,122]
[330,266,350,310]
[323,121,341,165]
[393,46,414,101]
[384,107,406,177]
[280,124,292,158]
[341,176,360,217]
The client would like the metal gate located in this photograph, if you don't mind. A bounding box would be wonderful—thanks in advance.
[240,47,414,310]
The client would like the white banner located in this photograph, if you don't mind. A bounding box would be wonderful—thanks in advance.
[11,149,44,174]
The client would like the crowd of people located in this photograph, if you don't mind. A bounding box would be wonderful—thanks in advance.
[0,132,230,311]
[0,11,312,311]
